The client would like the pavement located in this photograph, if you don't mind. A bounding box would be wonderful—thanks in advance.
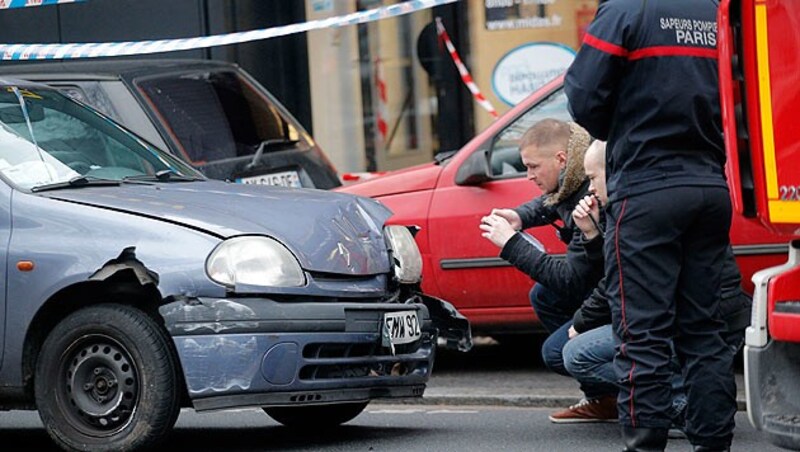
[406,336,748,410]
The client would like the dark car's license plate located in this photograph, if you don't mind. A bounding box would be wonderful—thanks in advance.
[238,170,301,187]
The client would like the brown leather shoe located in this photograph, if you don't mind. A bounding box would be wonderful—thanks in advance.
[549,395,618,423]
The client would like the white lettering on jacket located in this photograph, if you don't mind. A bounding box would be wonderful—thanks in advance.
[660,17,717,47]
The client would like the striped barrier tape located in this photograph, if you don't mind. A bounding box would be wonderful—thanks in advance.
[341,171,389,185]
[435,17,499,119]
[374,56,389,145]
[0,0,459,60]
[0,0,82,10]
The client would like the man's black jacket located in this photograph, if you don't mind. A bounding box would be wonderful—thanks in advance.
[500,179,604,306]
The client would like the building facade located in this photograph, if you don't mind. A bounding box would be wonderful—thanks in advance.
[0,0,597,174]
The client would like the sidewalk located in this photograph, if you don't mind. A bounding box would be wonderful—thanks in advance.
[405,337,747,410]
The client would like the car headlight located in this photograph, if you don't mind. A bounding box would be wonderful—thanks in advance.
[206,236,305,288]
[384,225,423,284]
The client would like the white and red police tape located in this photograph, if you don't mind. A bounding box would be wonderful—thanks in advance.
[0,0,82,10]
[374,56,389,145]
[0,0,459,60]
[435,17,499,119]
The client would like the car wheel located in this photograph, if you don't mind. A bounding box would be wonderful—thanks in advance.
[264,402,369,428]
[35,304,181,451]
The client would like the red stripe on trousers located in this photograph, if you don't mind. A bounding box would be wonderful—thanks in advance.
[614,199,635,426]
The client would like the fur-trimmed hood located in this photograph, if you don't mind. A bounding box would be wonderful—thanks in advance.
[543,122,592,207]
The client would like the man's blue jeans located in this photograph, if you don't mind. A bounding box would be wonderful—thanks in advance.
[562,324,688,421]
[529,283,579,335]
[542,321,617,400]
[532,283,615,400]
[532,283,613,399]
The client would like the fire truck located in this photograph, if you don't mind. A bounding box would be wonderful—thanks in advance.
[719,0,800,449]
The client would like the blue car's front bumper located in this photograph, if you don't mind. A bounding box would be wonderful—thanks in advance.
[159,297,437,411]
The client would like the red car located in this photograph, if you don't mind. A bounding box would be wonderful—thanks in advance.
[337,74,790,336]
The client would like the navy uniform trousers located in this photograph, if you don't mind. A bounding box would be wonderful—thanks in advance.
[604,185,737,449]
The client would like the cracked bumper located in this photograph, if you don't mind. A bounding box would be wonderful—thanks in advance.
[159,296,446,411]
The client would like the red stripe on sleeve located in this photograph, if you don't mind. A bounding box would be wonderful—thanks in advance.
[628,46,718,61]
[583,33,629,57]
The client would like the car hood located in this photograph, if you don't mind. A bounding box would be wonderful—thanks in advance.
[337,163,442,198]
[40,180,392,276]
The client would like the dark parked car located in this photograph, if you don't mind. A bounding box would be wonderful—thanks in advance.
[0,78,470,451]
[0,59,341,189]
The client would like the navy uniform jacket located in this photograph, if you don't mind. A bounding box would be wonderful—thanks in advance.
[565,0,726,202]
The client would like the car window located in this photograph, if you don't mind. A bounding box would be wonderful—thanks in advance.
[56,82,122,121]
[488,88,570,177]
[135,71,303,165]
[0,86,199,190]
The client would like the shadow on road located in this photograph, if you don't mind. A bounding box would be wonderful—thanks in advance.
[164,424,428,451]
[433,334,547,373]
[0,424,430,452]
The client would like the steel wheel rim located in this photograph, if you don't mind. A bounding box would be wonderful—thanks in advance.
[58,334,140,437]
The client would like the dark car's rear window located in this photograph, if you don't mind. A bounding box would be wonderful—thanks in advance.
[136,71,301,165]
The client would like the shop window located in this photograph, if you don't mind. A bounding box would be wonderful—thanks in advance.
[357,0,434,170]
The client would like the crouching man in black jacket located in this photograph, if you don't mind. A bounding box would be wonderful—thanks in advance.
[480,119,609,422]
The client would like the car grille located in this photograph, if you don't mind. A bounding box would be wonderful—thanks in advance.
[298,334,432,381]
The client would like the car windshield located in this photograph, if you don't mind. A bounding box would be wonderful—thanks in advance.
[0,85,201,190]
[135,70,305,165]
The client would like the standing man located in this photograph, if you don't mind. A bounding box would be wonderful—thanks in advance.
[564,141,750,438]
[565,1,735,451]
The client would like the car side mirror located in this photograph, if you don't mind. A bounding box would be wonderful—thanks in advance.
[0,103,44,123]
[455,149,491,186]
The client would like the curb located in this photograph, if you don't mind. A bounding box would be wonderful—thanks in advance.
[398,395,583,408]
[395,394,749,411]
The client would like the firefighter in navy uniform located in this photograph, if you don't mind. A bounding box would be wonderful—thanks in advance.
[564,1,734,451]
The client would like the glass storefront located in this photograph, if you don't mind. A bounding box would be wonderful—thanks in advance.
[307,0,598,174]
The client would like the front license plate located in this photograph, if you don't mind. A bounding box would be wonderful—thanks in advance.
[237,170,302,188]
[382,310,422,346]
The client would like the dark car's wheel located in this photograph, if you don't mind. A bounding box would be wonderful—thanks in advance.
[35,304,181,451]
[264,402,369,428]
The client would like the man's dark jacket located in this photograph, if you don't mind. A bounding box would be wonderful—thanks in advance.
[499,124,603,305]
[565,0,727,203]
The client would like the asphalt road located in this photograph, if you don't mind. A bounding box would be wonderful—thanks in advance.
[0,337,775,451]
[0,405,785,451]
[421,336,749,409]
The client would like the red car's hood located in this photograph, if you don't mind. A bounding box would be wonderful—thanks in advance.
[336,163,442,198]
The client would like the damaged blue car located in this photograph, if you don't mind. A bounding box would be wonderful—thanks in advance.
[0,80,471,451]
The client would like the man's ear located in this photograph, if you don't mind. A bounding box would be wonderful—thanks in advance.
[555,150,568,167]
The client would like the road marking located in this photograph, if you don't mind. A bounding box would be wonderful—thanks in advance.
[368,409,426,414]
[368,408,480,415]
[427,409,479,414]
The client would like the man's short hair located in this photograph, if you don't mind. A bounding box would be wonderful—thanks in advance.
[520,118,570,152]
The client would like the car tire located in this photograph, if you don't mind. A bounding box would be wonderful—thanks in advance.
[264,401,369,428]
[35,303,181,451]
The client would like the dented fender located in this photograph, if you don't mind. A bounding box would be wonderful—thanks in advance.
[89,247,160,286]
